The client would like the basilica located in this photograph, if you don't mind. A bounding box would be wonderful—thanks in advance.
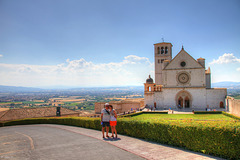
[144,42,227,110]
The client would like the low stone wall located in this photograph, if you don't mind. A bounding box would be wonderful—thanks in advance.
[227,96,240,117]
[95,98,144,114]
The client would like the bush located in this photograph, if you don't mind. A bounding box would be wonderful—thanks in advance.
[1,115,239,159]
[194,111,223,114]
[222,112,240,120]
[2,117,102,131]
[120,111,168,117]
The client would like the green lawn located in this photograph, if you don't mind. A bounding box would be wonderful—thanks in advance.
[120,113,240,129]
[127,113,234,121]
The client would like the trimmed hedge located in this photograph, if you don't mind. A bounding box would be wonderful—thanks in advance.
[1,115,239,159]
[222,112,240,120]
[2,117,102,131]
[120,111,168,117]
[194,111,223,114]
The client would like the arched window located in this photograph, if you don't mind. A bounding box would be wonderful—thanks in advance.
[157,47,160,54]
[220,101,224,108]
[161,47,164,54]
[165,47,168,54]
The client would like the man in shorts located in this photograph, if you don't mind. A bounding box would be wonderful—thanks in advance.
[101,103,111,138]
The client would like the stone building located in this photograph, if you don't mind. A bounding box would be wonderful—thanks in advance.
[144,42,227,110]
[95,98,144,114]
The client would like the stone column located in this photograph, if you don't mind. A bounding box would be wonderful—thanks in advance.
[183,97,185,109]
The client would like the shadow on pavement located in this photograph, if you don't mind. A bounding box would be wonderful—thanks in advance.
[103,137,121,141]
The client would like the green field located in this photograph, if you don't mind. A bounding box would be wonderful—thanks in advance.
[22,101,45,104]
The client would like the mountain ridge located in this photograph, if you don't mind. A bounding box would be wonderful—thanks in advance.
[0,81,240,92]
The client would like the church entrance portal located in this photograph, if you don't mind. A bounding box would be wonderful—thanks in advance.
[176,91,192,109]
[178,97,183,108]
[185,97,190,108]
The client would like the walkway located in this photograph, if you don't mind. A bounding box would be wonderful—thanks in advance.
[0,124,224,160]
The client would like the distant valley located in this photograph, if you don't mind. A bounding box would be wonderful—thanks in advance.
[0,81,240,93]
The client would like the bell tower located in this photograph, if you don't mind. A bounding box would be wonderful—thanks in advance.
[154,42,172,85]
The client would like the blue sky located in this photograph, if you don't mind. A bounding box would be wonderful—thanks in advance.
[0,0,239,87]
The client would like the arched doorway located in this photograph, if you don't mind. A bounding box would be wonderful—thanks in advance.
[185,96,190,108]
[220,101,224,108]
[178,97,183,108]
[175,90,192,108]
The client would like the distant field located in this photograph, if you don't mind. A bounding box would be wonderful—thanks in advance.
[0,108,9,111]
[64,102,83,106]
[50,98,85,103]
[233,95,240,99]
[0,101,45,105]
[104,98,126,100]
[0,102,23,105]
[59,99,85,102]
[22,101,45,104]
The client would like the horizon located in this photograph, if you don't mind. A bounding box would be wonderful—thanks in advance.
[0,0,240,87]
[1,81,240,90]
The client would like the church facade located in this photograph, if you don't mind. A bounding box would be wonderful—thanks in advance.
[144,42,227,110]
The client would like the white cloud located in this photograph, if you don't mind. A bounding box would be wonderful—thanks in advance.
[0,55,154,87]
[123,55,151,64]
[237,68,240,72]
[0,54,3,58]
[210,53,240,64]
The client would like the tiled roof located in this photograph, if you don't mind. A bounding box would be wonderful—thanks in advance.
[0,110,8,119]
[205,67,211,74]
[0,107,80,122]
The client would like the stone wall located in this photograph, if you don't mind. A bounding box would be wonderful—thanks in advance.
[206,88,227,108]
[144,93,154,107]
[0,107,80,122]
[94,102,103,114]
[144,87,227,110]
[95,98,144,114]
[163,69,206,88]
[151,88,208,109]
[227,97,240,117]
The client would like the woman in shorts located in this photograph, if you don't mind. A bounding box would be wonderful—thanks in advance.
[109,105,117,138]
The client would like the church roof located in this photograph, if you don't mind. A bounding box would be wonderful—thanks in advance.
[197,57,205,60]
[163,47,204,70]
[146,75,154,83]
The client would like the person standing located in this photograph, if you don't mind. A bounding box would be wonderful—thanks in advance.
[101,103,110,138]
[109,105,117,138]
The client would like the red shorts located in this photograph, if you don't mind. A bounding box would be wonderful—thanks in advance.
[110,121,117,126]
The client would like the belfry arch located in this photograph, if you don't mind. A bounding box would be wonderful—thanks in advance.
[175,90,192,108]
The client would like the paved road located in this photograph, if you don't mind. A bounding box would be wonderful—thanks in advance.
[0,124,224,160]
[0,125,145,160]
